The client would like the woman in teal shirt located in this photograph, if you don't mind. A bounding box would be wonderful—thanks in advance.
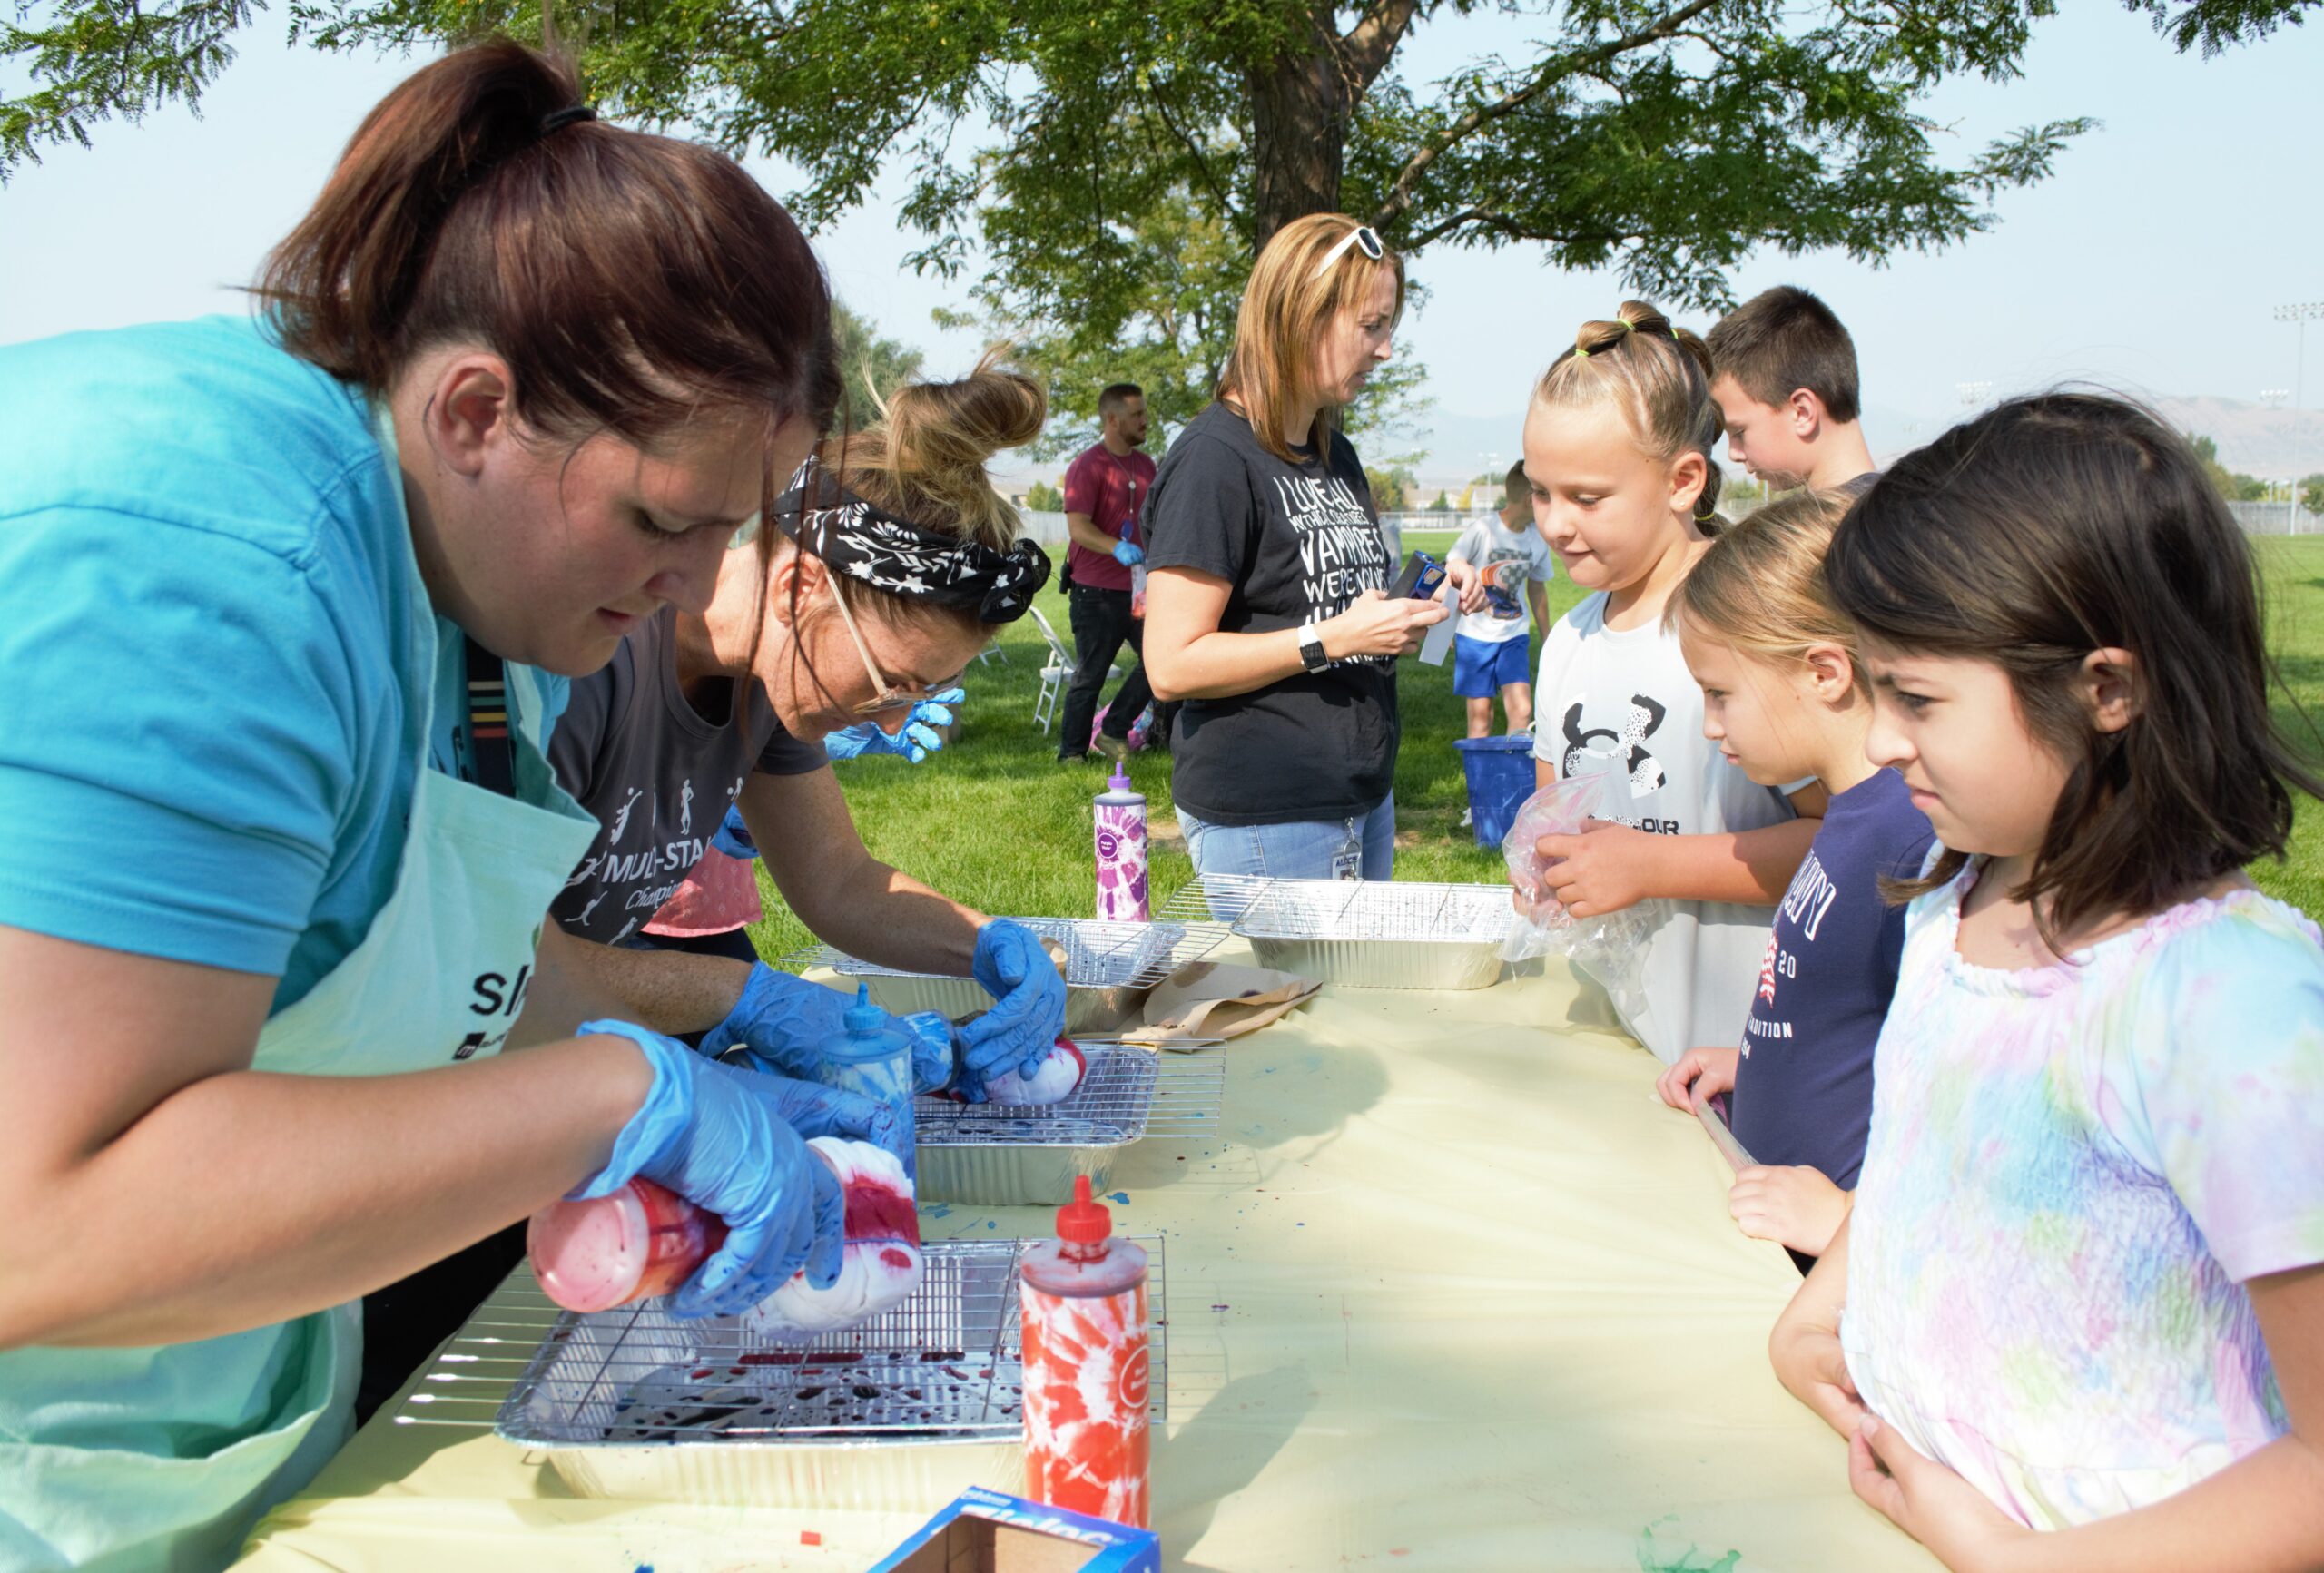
[0,41,868,1572]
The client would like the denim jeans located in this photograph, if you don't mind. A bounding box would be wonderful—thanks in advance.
[1175,792,1396,882]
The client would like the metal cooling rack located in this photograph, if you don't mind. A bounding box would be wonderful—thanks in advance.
[783,915,1230,992]
[489,1237,1167,1450]
[916,1040,1223,1148]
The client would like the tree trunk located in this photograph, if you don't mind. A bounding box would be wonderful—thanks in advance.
[1246,4,1348,250]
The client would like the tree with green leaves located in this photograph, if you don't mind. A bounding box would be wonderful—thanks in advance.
[2303,473,2324,516]
[830,300,924,411]
[1023,478,1065,511]
[7,0,2313,440]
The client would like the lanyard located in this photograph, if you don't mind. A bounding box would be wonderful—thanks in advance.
[463,634,517,798]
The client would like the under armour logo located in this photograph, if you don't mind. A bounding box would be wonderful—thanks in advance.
[1561,693,1669,796]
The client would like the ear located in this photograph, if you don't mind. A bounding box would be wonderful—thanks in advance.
[419,354,518,479]
[1800,640,1858,702]
[2079,646,2141,733]
[1787,388,1823,440]
[1668,448,1709,516]
[763,546,829,631]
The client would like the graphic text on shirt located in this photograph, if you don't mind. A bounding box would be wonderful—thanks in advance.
[1278,474,1389,659]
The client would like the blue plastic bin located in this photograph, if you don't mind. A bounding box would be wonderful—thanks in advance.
[1454,735,1538,848]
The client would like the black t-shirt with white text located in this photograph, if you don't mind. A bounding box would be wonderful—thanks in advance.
[1143,402,1396,825]
[547,607,825,945]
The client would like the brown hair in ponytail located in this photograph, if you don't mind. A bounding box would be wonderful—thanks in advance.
[1531,300,1726,527]
[257,38,834,450]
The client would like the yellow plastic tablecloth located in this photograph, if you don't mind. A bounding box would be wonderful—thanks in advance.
[236,945,1939,1572]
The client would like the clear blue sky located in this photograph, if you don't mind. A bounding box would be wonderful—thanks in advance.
[4,6,2319,451]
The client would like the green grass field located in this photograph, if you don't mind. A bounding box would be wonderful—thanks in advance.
[750,531,2324,957]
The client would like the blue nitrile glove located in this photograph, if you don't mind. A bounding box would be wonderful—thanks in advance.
[1111,540,1145,567]
[823,688,961,764]
[732,1063,906,1154]
[901,1010,957,1095]
[704,965,948,1099]
[959,919,1068,1083]
[700,963,853,1079]
[574,1018,846,1319]
[709,803,757,860]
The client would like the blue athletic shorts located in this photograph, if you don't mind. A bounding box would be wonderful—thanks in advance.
[1452,633,1531,698]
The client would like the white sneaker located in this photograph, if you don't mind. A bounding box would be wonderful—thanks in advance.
[1459,807,1473,828]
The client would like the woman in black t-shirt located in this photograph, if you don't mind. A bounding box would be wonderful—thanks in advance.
[1141,215,1449,880]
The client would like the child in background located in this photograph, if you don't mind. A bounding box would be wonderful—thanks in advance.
[1770,395,2324,1567]
[1704,285,1878,498]
[1447,460,1556,739]
[1524,301,1822,1064]
[1652,490,1933,1270]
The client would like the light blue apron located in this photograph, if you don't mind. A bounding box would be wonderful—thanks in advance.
[0,427,599,1573]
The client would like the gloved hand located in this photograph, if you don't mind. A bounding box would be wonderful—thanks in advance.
[703,964,947,1098]
[1111,539,1145,567]
[959,919,1068,1083]
[731,1061,906,1154]
[699,963,849,1079]
[900,1010,957,1095]
[823,688,962,764]
[574,1018,846,1319]
[709,803,757,860]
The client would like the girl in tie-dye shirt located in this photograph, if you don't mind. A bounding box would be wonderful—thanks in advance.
[1768,394,2324,1572]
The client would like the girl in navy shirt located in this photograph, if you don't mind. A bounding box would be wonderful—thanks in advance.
[1654,488,1933,1266]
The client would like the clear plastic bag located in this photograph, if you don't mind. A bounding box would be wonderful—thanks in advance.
[1498,753,1659,1025]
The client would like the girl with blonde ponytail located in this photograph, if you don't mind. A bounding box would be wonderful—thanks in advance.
[1518,301,1824,1065]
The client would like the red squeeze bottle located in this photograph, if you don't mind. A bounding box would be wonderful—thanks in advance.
[1019,1176,1151,1528]
[528,1177,727,1313]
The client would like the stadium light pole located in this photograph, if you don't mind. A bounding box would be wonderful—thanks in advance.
[2279,302,2324,409]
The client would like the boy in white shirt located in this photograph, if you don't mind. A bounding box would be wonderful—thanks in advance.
[1446,462,1556,739]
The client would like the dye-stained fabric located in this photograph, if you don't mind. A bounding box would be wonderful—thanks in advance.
[1843,862,2324,1530]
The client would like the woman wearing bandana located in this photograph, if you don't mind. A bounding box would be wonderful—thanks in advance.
[356,354,1070,1411]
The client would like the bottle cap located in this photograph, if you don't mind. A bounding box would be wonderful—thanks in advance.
[842,979,885,1038]
[1107,764,1131,793]
[1055,1175,1113,1246]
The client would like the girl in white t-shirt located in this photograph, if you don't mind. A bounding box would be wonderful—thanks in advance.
[1523,301,1821,1062]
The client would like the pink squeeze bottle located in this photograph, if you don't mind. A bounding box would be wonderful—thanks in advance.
[527,1177,727,1313]
[1020,1177,1151,1528]
[1093,765,1148,922]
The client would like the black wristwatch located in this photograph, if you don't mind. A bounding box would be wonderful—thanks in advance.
[1297,623,1331,673]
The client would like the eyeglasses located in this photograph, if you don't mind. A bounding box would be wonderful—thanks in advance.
[1312,224,1384,280]
[824,575,929,716]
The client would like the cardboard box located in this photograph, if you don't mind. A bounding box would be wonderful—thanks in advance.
[868,1487,1159,1573]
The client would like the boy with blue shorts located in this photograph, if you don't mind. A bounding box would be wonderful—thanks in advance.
[1447,461,1555,740]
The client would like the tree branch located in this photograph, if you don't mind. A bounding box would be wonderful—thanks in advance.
[1371,0,1728,229]
[1147,75,1246,231]
[1337,0,1422,100]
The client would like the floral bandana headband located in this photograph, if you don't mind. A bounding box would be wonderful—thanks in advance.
[772,459,1052,624]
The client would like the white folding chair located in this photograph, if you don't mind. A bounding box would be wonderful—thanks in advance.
[1028,605,1120,734]
[1029,605,1074,733]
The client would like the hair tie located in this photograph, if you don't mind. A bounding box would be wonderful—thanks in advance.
[540,104,597,136]
[1574,344,1591,359]
[1615,319,1635,336]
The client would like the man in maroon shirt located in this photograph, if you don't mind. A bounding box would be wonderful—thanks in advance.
[1057,382,1174,761]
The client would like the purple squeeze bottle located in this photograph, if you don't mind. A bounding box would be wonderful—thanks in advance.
[1093,764,1148,922]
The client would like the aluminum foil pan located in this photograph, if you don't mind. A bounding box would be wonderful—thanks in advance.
[492,1237,1166,1508]
[914,1041,1224,1206]
[784,916,1226,1036]
[1228,879,1512,991]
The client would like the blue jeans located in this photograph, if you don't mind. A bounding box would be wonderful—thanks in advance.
[1176,793,1396,882]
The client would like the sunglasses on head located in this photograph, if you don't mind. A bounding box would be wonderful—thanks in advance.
[1313,224,1384,280]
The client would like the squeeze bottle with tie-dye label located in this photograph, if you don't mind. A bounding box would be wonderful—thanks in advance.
[1093,765,1148,922]
[1019,1176,1151,1528]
